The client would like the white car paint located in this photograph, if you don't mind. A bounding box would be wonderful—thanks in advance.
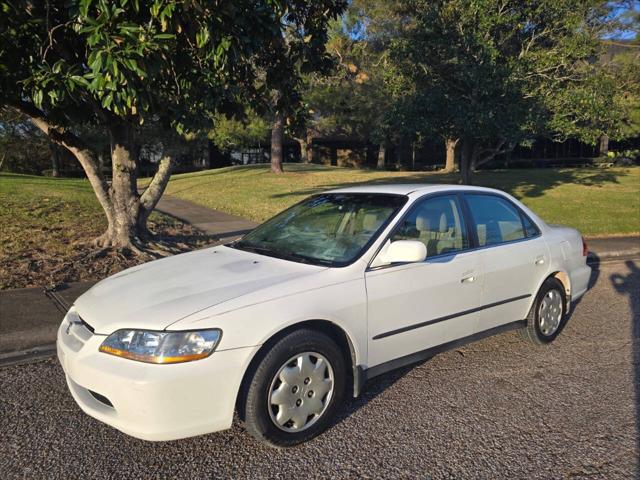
[57,184,591,441]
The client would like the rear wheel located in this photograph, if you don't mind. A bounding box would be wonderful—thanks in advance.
[520,277,567,345]
[241,328,346,447]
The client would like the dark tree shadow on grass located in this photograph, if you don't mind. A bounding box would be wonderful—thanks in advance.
[267,167,628,202]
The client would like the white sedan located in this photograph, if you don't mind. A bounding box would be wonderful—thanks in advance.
[57,184,591,447]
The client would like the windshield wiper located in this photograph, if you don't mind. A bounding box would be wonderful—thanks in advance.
[233,243,332,266]
[233,243,305,262]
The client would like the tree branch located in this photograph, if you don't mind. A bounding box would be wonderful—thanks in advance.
[475,138,510,167]
[8,100,114,218]
[139,154,174,215]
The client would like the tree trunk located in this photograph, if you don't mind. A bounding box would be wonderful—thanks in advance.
[296,129,314,163]
[443,138,458,173]
[306,129,314,163]
[459,138,474,185]
[297,137,308,163]
[49,142,60,177]
[14,100,174,253]
[108,122,142,247]
[377,143,386,169]
[470,151,477,172]
[411,143,416,170]
[598,134,609,156]
[270,110,284,174]
[397,137,411,170]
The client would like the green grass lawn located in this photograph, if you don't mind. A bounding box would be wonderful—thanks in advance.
[0,173,106,262]
[161,164,640,237]
[0,173,208,289]
[1,165,638,288]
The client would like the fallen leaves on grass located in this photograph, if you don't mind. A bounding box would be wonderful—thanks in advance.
[0,216,218,290]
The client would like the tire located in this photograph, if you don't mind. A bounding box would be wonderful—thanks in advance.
[241,328,347,447]
[519,277,567,345]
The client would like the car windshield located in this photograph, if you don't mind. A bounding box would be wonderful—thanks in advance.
[232,193,407,266]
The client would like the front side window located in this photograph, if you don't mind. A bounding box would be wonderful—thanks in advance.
[391,195,469,257]
[465,194,526,246]
[233,194,407,266]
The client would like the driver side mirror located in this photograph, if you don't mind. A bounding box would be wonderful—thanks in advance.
[378,240,427,265]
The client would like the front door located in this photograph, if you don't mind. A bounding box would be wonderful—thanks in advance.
[366,194,483,368]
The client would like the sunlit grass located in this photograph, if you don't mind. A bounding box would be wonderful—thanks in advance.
[159,164,640,237]
[0,173,106,259]
[0,173,209,289]
[1,164,636,272]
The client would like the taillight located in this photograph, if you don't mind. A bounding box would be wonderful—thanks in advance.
[582,237,588,257]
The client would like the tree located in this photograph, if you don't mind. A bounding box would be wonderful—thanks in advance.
[0,108,51,174]
[387,0,630,183]
[299,4,398,168]
[0,0,345,251]
[208,111,270,156]
[547,40,640,152]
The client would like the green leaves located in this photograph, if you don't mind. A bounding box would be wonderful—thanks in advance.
[195,27,210,48]
[381,0,627,148]
[1,0,346,137]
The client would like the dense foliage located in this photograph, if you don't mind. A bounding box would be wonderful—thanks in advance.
[0,0,638,197]
[0,0,346,249]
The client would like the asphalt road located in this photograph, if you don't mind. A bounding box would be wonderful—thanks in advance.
[1,259,638,479]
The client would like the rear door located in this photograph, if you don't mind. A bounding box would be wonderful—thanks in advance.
[366,193,483,368]
[463,193,549,333]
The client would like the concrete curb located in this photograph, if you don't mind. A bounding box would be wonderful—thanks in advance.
[589,249,640,260]
[588,253,640,269]
[0,344,56,368]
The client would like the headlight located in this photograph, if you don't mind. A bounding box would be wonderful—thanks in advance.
[99,329,222,364]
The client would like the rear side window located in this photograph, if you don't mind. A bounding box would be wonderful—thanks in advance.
[522,214,540,238]
[465,194,526,246]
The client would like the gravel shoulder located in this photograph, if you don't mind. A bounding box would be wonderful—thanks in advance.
[0,260,638,479]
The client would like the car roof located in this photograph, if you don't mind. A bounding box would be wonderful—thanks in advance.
[324,183,502,196]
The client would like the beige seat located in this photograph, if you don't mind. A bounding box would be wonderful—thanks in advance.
[436,213,456,254]
[416,210,460,256]
[362,212,383,232]
[416,211,444,256]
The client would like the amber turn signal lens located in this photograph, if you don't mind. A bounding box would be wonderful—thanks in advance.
[99,345,211,364]
[99,329,221,364]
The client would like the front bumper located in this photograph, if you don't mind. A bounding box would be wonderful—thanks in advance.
[57,310,258,441]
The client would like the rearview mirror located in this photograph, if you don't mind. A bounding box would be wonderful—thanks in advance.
[378,240,427,265]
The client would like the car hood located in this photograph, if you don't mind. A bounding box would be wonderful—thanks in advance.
[74,246,326,334]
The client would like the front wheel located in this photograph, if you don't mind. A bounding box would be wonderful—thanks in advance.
[241,328,346,447]
[520,277,567,345]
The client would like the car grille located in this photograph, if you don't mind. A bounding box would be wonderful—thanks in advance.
[60,311,94,353]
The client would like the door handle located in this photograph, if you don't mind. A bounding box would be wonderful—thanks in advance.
[535,256,545,266]
[461,274,475,284]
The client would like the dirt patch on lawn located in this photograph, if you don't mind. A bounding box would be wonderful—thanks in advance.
[0,214,219,290]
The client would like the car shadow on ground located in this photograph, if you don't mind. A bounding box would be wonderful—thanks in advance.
[332,360,430,428]
[609,259,640,478]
